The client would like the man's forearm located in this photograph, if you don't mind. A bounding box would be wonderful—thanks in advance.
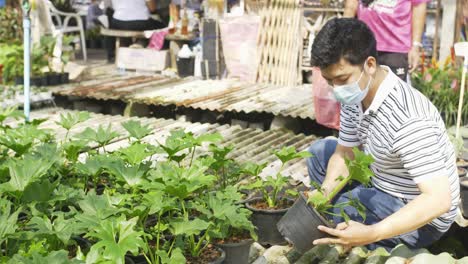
[411,3,427,44]
[321,149,351,196]
[372,177,451,242]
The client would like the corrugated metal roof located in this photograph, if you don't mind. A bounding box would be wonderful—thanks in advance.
[52,74,315,120]
[23,107,318,185]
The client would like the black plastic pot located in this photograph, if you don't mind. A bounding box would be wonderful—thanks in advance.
[176,57,195,78]
[14,76,23,85]
[277,192,334,253]
[61,72,70,84]
[461,178,468,218]
[216,239,253,264]
[47,72,61,86]
[210,247,226,264]
[246,197,291,246]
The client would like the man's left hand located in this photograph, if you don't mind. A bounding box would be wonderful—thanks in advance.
[408,47,420,73]
[313,221,379,247]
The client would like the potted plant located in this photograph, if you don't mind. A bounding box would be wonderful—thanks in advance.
[242,146,311,245]
[59,36,75,84]
[40,35,62,86]
[196,186,257,264]
[412,57,468,128]
[277,147,374,253]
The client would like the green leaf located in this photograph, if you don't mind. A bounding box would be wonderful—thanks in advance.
[121,120,153,141]
[116,142,156,165]
[86,215,146,264]
[273,146,312,165]
[76,124,120,147]
[62,140,88,162]
[8,250,81,264]
[242,162,267,177]
[0,105,23,124]
[55,112,90,131]
[171,218,210,236]
[22,179,55,203]
[0,124,51,156]
[1,155,54,192]
[348,148,375,186]
[76,192,120,226]
[106,159,149,187]
[0,199,20,245]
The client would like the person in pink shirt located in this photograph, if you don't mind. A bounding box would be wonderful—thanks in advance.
[344,0,429,81]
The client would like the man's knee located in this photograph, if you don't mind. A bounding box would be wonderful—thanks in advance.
[307,138,338,162]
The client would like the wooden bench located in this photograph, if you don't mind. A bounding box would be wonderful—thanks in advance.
[100,28,147,64]
[100,27,198,70]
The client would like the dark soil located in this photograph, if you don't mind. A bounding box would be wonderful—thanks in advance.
[215,231,251,244]
[186,244,222,264]
[251,199,293,210]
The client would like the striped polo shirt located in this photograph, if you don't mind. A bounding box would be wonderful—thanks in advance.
[338,67,460,232]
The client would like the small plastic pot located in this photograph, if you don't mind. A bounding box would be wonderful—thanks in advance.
[215,239,253,264]
[176,57,195,78]
[14,76,23,85]
[61,72,70,84]
[460,178,468,218]
[47,72,61,86]
[277,192,334,253]
[186,246,226,264]
[246,197,291,246]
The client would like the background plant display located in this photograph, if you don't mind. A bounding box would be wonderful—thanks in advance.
[412,57,468,128]
[0,108,268,263]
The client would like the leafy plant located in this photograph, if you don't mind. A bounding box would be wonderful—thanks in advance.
[196,186,257,242]
[307,147,374,222]
[0,154,55,194]
[55,111,91,142]
[121,120,153,142]
[412,57,468,127]
[76,124,120,153]
[0,199,21,257]
[59,35,75,73]
[242,146,312,208]
[206,144,243,190]
[85,215,146,264]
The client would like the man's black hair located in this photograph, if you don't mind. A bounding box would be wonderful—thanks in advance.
[311,18,377,69]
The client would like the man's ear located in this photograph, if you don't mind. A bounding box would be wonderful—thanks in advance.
[365,56,378,75]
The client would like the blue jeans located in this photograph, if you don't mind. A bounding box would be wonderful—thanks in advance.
[306,139,444,251]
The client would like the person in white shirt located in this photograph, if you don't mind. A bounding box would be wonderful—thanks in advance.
[104,0,167,62]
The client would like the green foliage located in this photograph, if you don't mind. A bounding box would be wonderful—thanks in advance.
[76,124,120,151]
[308,147,374,222]
[121,120,153,141]
[0,118,258,263]
[0,199,21,248]
[412,62,468,127]
[0,7,22,43]
[242,146,311,208]
[56,112,91,133]
[207,144,243,189]
[106,159,150,187]
[115,142,158,165]
[1,154,55,193]
[85,215,146,264]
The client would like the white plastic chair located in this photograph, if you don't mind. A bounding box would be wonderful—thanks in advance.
[45,0,87,61]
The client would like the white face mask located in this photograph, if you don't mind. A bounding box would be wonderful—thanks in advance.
[332,62,373,105]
